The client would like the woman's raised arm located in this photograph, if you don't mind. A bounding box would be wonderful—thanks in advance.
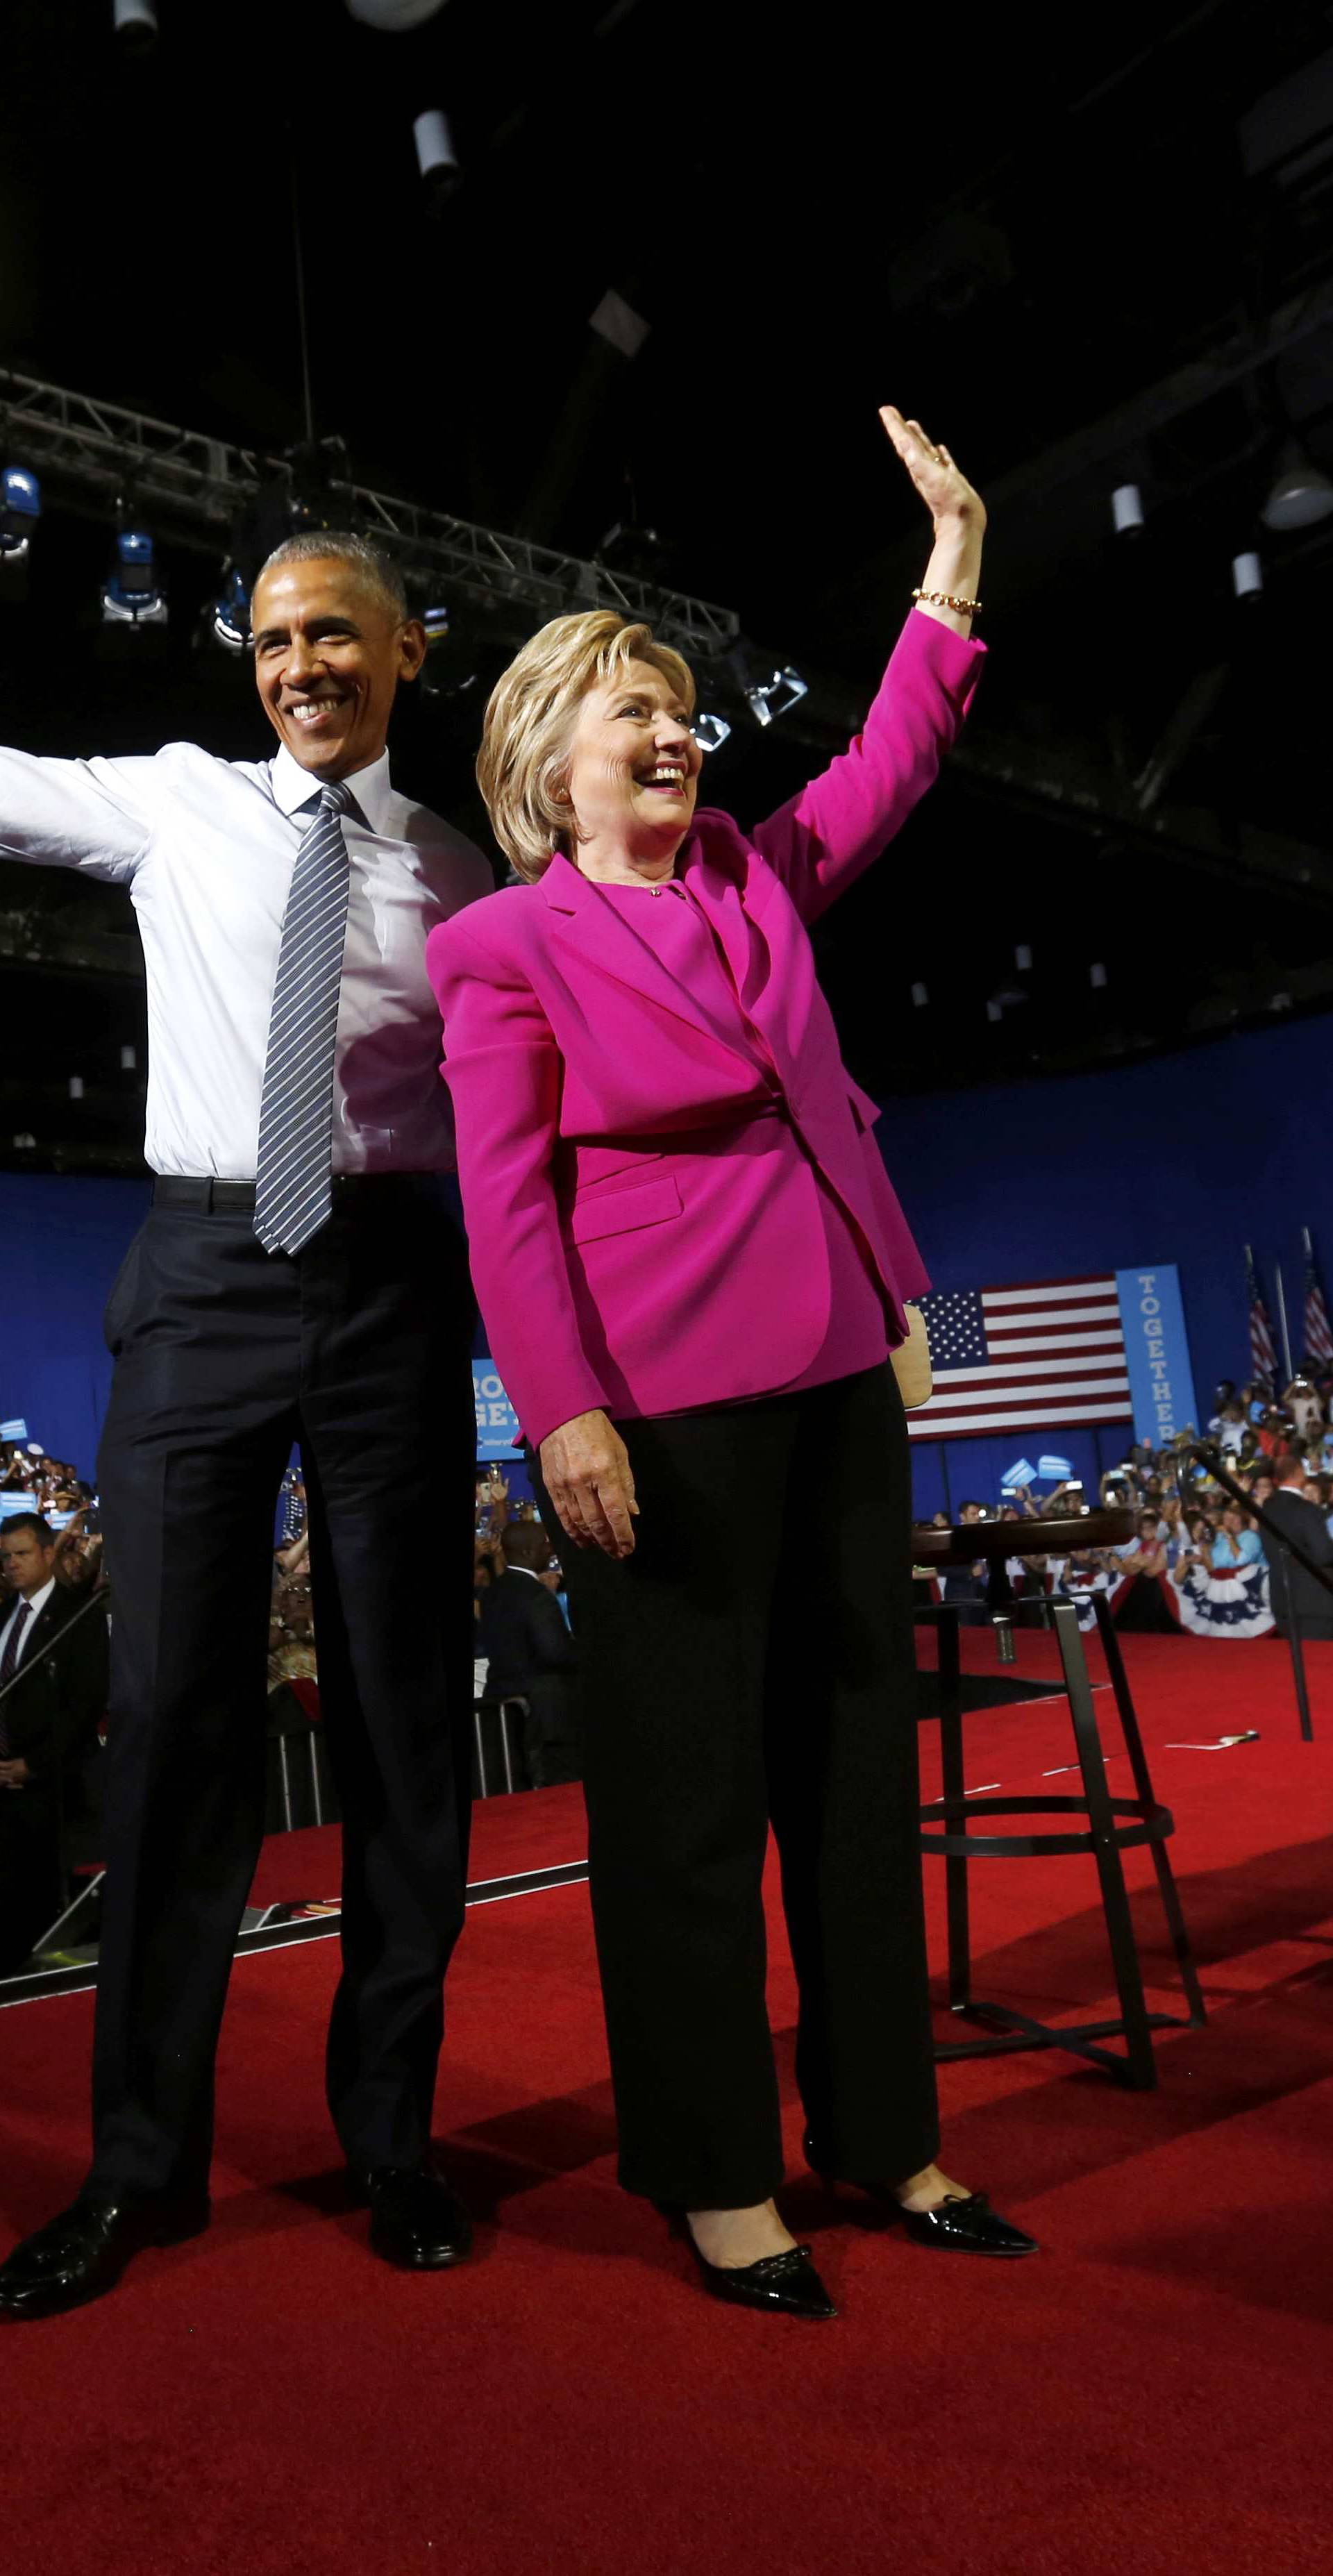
[749,408,987,923]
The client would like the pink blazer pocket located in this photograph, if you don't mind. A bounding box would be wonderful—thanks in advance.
[568,1174,683,1246]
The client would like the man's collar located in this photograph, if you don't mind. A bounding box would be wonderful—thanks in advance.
[12,1576,54,1621]
[270,742,394,834]
[508,1564,545,1583]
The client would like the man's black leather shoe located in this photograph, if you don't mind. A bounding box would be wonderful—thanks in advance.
[349,2164,473,2269]
[0,2188,211,2321]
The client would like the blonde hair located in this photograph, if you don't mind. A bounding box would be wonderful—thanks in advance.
[476,610,696,881]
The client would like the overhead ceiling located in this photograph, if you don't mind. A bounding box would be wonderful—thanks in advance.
[3,0,1333,1169]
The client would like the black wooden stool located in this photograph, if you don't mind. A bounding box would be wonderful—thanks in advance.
[914,1511,1206,2089]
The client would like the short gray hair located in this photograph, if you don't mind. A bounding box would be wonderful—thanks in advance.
[256,530,408,623]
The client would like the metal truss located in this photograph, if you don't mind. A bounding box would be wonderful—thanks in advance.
[0,369,741,658]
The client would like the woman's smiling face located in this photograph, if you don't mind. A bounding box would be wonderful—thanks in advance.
[562,658,702,869]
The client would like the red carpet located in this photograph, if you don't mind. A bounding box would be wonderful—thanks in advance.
[4,1630,1333,2575]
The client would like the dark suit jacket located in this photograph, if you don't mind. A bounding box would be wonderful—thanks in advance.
[477,1570,578,1703]
[1259,1489,1333,1632]
[0,1584,110,1830]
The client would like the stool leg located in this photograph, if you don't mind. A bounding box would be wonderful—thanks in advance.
[937,1607,973,2011]
[1091,1595,1207,2027]
[277,1732,294,1834]
[499,1703,517,1796]
[1051,1603,1157,2089]
[473,1707,489,1800]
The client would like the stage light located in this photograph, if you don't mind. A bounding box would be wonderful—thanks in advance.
[1090,961,1108,989]
[693,710,730,753]
[348,0,447,23]
[119,1045,137,1071]
[1015,942,1032,971]
[1232,549,1264,599]
[101,527,168,627]
[210,566,251,651]
[910,982,929,1007]
[414,110,460,208]
[744,665,807,728]
[112,0,158,46]
[0,465,40,601]
[1111,482,1145,536]
[1,466,40,560]
[589,290,651,362]
[1260,440,1333,532]
[423,602,450,644]
[986,999,1003,1023]
[68,1077,85,1101]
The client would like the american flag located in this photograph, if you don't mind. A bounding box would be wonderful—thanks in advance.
[1246,1247,1277,1388]
[909,1276,1132,1443]
[1302,1229,1333,1368]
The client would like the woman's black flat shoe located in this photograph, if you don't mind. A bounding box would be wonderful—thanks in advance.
[684,2234,838,2319]
[803,2136,1037,2257]
[891,2191,1038,2257]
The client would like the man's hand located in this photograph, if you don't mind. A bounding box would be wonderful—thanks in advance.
[0,1757,31,1790]
[539,1411,639,1558]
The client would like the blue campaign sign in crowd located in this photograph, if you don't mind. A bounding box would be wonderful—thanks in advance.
[473,1361,521,1461]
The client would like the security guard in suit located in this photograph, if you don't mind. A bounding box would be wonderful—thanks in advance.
[0,1515,109,1974]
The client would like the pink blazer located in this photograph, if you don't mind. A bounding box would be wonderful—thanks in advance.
[428,609,984,1448]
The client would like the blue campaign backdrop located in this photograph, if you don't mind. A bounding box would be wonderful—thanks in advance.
[0,1006,1325,1509]
[0,1173,151,1474]
[875,1009,1330,1518]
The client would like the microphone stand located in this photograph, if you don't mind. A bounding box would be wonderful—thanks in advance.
[1182,1444,1324,1741]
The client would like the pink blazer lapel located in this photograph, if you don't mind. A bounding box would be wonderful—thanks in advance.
[685,841,773,1014]
[542,851,758,1073]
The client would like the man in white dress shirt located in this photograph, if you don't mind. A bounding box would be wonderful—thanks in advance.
[0,535,492,2318]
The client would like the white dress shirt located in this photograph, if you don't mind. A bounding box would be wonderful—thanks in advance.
[0,1578,55,1668]
[0,737,492,1176]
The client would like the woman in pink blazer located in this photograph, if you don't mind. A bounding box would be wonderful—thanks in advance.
[428,410,1036,2318]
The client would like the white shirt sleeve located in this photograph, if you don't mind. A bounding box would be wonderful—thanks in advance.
[0,746,158,883]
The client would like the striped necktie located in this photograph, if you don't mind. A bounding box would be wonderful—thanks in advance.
[254,780,355,1257]
[0,1599,32,1751]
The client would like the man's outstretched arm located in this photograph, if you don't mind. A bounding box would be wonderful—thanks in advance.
[0,745,156,880]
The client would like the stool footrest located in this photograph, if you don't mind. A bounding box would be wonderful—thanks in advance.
[920,1791,1176,1861]
[934,1996,1205,2086]
[916,1594,1207,2089]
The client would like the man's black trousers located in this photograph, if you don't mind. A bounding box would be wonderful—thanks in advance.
[92,1180,476,2196]
[532,1362,939,2211]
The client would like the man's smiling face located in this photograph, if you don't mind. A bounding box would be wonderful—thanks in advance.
[251,556,426,782]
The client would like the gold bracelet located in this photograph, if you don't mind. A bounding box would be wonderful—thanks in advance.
[912,586,982,617]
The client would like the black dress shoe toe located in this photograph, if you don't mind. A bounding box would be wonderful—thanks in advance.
[685,2237,837,2320]
[0,2188,211,2321]
[896,2192,1039,2257]
[351,2164,473,2270]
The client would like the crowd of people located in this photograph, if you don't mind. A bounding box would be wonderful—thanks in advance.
[0,1441,97,1525]
[13,1362,1333,1682]
[916,1371,1333,1641]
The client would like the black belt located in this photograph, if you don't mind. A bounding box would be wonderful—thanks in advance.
[152,1174,425,1213]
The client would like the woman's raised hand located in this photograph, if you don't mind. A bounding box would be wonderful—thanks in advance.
[880,405,985,530]
[539,1410,639,1558]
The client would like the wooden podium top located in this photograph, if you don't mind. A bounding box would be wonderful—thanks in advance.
[913,1508,1136,1569]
